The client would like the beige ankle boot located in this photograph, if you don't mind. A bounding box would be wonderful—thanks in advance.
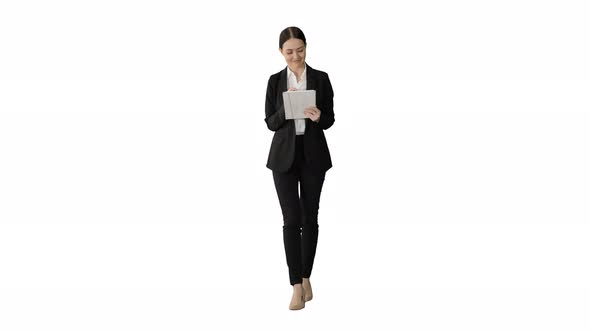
[302,278,313,302]
[289,284,305,310]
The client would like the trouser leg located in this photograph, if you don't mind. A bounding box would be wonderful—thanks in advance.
[300,167,325,278]
[273,168,302,286]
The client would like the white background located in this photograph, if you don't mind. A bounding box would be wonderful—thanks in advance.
[1,0,589,331]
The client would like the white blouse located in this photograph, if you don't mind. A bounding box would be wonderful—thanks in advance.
[286,65,307,135]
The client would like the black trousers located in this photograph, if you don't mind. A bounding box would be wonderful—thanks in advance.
[272,135,326,285]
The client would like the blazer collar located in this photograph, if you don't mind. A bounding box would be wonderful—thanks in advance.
[279,63,317,92]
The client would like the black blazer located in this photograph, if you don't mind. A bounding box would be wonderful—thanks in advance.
[265,64,335,173]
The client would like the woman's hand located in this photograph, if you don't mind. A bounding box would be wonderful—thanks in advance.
[304,106,321,123]
[289,88,320,122]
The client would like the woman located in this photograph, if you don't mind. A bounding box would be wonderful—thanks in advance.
[264,26,335,310]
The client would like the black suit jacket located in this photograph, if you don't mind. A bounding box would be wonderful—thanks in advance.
[265,64,335,173]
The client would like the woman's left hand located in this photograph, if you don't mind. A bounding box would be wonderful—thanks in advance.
[304,106,321,123]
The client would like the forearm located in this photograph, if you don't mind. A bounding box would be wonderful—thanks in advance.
[317,74,335,130]
[265,103,287,131]
[317,106,334,130]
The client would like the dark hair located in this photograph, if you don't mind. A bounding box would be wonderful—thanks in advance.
[279,26,307,49]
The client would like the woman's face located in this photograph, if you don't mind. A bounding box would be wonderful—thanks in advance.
[280,38,306,70]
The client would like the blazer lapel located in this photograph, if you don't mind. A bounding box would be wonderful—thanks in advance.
[276,67,295,135]
[306,64,317,92]
[304,64,317,129]
[279,67,288,93]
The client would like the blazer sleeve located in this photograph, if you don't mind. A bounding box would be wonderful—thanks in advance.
[264,76,287,131]
[316,73,335,130]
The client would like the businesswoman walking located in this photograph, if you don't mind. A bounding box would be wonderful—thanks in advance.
[265,26,335,310]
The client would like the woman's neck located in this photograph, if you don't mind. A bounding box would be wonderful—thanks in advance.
[289,65,305,82]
